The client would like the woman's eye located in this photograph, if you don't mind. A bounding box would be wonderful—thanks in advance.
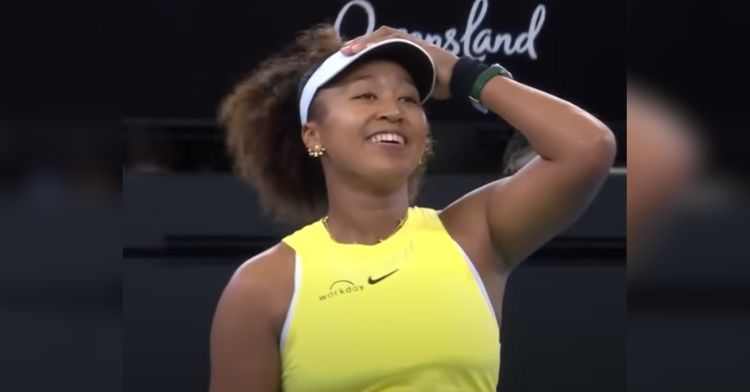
[399,96,419,104]
[355,93,377,100]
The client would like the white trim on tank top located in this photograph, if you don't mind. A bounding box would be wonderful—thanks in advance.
[450,239,499,324]
[279,254,302,352]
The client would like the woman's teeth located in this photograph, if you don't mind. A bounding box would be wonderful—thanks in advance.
[369,132,405,144]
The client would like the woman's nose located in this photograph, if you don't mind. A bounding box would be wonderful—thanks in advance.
[376,99,403,122]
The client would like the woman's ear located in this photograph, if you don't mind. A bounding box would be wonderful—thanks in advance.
[301,122,321,150]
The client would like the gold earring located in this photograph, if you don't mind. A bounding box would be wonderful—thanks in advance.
[418,151,429,166]
[307,144,325,158]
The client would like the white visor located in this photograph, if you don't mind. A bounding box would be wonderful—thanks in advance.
[297,38,436,125]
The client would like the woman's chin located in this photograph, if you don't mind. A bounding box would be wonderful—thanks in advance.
[360,163,415,189]
[368,159,416,177]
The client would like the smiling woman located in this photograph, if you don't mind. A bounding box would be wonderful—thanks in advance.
[211,23,615,392]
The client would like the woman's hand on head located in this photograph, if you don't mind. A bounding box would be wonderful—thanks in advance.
[341,26,458,100]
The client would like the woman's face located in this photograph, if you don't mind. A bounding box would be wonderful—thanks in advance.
[303,59,428,190]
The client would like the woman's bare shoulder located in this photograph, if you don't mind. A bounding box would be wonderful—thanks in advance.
[222,242,296,332]
[210,243,295,391]
[233,242,296,285]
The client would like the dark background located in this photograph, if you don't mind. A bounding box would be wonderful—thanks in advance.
[123,0,625,123]
[121,0,626,175]
[628,1,750,391]
[628,0,750,175]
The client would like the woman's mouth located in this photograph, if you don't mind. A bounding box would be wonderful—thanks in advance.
[367,131,406,145]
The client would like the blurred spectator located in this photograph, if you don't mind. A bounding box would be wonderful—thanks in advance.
[627,80,750,392]
[1,121,119,205]
[626,81,707,270]
[125,125,178,173]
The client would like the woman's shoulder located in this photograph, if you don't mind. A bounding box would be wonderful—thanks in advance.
[231,242,295,298]
[222,243,296,333]
[234,243,295,282]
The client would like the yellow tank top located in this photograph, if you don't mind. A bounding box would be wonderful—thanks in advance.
[280,206,500,391]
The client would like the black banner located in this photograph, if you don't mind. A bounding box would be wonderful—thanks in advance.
[124,0,625,124]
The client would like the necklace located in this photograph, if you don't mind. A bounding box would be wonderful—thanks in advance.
[322,214,407,244]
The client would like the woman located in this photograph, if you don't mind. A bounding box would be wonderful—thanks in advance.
[210,24,615,391]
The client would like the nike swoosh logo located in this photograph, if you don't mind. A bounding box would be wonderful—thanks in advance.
[368,269,399,285]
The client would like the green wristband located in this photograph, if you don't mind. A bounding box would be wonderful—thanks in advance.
[469,63,514,109]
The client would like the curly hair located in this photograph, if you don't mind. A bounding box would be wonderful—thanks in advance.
[502,131,536,176]
[219,24,432,225]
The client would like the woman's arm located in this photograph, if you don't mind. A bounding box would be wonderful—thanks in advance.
[209,245,294,392]
[343,26,616,272]
[443,75,616,270]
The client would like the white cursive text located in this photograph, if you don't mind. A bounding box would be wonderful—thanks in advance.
[334,0,546,61]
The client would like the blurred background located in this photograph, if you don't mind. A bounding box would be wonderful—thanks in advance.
[0,2,122,392]
[628,1,750,391]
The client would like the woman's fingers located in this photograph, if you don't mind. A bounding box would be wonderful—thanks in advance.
[341,26,405,55]
[341,42,366,55]
[338,26,456,100]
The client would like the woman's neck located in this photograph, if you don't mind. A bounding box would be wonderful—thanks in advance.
[324,182,410,245]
